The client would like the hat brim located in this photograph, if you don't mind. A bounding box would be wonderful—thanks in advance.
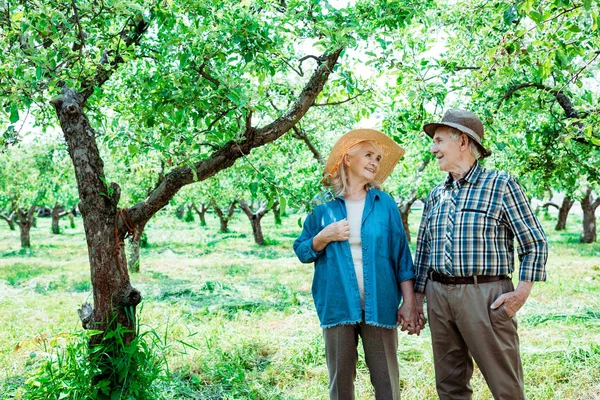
[324,129,405,184]
[423,122,492,158]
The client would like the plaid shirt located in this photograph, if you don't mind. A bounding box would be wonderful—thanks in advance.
[414,162,547,293]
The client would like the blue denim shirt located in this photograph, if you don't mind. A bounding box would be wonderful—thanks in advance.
[293,188,415,329]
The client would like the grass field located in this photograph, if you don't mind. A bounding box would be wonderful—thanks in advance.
[0,207,599,399]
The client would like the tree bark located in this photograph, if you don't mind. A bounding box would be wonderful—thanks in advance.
[556,196,574,231]
[51,203,71,234]
[580,188,600,243]
[128,219,147,273]
[191,202,208,226]
[212,200,236,233]
[239,200,270,245]
[396,158,431,242]
[398,200,417,243]
[15,205,36,249]
[51,88,140,344]
[0,211,16,231]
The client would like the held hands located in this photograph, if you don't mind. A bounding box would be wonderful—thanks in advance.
[397,300,421,336]
[415,292,427,329]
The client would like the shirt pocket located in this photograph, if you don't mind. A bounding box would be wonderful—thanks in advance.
[456,208,500,241]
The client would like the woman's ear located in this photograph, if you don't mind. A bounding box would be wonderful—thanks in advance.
[343,154,350,166]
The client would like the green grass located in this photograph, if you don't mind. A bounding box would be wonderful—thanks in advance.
[0,208,599,399]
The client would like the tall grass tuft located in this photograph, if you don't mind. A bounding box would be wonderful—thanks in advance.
[15,312,174,400]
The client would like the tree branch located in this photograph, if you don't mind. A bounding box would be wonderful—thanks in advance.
[79,12,150,101]
[196,58,221,87]
[292,125,325,165]
[313,92,365,107]
[124,48,343,229]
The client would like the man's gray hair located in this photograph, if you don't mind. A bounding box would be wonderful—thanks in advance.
[448,128,482,160]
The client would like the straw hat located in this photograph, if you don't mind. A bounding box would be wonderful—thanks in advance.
[423,109,491,158]
[324,129,405,183]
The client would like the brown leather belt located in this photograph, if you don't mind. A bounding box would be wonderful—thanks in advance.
[429,270,508,285]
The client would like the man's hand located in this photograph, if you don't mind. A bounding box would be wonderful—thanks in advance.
[397,301,420,336]
[490,281,534,318]
[415,292,426,329]
[398,281,420,335]
[312,219,350,251]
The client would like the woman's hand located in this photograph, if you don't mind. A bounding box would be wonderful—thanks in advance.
[398,280,421,335]
[312,219,350,252]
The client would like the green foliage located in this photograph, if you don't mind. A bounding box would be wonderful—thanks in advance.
[18,316,170,400]
[183,207,194,223]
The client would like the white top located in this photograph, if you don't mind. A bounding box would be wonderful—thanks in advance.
[345,198,365,309]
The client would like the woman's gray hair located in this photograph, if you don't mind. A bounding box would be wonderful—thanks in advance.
[448,128,482,160]
[323,141,382,197]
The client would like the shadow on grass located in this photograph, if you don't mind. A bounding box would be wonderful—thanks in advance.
[151,281,308,320]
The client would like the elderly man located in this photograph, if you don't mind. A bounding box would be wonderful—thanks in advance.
[414,109,548,400]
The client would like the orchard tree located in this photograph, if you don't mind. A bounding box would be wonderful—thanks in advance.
[42,144,79,234]
[0,144,46,249]
[3,0,437,347]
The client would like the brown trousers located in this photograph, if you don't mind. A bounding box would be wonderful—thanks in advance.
[426,278,524,400]
[323,322,400,400]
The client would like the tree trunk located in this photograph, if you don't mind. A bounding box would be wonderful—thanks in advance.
[175,204,185,219]
[556,196,574,231]
[212,200,236,233]
[0,212,16,231]
[397,197,418,242]
[20,223,31,248]
[68,212,76,229]
[128,220,147,273]
[580,188,600,243]
[51,88,141,345]
[191,203,208,226]
[239,200,270,245]
[51,203,61,234]
[16,205,36,249]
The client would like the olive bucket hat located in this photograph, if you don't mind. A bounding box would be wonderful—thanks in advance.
[423,109,491,158]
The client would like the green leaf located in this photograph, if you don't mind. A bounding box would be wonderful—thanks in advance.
[128,144,138,156]
[280,196,287,214]
[9,104,19,124]
[297,217,302,228]
[503,6,518,25]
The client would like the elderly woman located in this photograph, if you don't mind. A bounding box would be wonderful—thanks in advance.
[293,129,419,400]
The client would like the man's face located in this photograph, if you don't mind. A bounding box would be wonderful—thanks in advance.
[431,127,462,172]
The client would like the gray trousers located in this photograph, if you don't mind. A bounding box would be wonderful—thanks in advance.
[426,278,524,400]
[323,321,400,400]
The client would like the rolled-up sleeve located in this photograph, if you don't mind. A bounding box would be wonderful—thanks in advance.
[503,177,548,282]
[293,211,324,264]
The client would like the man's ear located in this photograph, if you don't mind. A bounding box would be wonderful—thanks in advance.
[460,134,469,150]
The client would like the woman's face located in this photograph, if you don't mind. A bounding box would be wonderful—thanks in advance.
[344,142,382,184]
